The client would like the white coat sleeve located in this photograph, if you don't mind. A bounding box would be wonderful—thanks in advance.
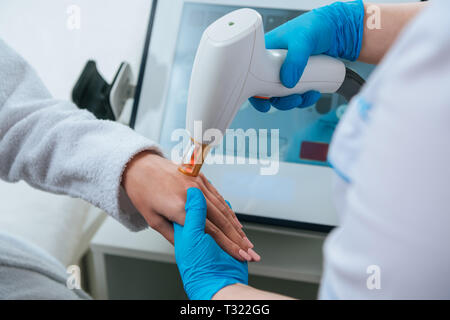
[0,39,161,231]
[320,0,450,299]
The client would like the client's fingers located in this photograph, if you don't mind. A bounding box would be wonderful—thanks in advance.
[199,174,244,229]
[199,181,246,239]
[205,219,251,262]
[205,197,250,252]
[197,176,259,261]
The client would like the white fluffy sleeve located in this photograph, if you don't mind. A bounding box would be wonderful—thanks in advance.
[0,39,161,231]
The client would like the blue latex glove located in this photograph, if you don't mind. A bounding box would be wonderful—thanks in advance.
[174,188,248,300]
[249,0,365,113]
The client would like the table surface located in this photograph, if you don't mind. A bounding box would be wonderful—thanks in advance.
[92,216,326,284]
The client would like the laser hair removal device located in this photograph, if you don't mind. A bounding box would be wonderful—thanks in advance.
[179,8,364,176]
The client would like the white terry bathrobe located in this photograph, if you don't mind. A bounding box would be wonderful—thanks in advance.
[0,39,160,299]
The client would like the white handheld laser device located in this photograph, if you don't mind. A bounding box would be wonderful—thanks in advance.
[179,8,362,176]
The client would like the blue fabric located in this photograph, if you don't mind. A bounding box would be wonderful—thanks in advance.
[173,188,248,300]
[250,0,365,112]
[357,97,373,121]
[328,159,351,183]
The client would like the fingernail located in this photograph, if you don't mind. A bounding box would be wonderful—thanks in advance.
[239,249,252,261]
[243,237,254,249]
[247,248,261,262]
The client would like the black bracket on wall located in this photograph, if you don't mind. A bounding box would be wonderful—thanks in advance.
[72,60,135,122]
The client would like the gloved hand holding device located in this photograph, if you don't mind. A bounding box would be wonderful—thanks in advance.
[249,0,365,112]
[173,188,250,300]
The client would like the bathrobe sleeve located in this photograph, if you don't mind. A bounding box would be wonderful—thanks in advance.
[0,39,161,231]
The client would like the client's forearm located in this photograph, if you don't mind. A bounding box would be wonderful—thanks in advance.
[359,2,427,64]
[0,39,156,231]
[212,283,295,300]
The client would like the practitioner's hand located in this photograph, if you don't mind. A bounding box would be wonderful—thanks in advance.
[122,151,259,262]
[249,0,365,112]
[174,188,249,300]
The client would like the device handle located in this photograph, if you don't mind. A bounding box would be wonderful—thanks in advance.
[250,50,347,99]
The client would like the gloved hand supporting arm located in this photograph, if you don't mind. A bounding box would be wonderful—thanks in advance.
[174,188,249,300]
[174,188,291,300]
[174,188,294,300]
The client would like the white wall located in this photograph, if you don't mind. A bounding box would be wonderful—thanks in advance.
[0,0,152,100]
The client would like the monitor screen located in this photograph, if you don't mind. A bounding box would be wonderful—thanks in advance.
[156,2,374,167]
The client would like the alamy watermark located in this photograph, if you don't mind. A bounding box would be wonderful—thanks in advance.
[366,5,382,30]
[366,264,381,290]
[170,121,280,176]
[66,265,82,290]
[66,4,81,30]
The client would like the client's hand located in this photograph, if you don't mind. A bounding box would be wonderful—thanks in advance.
[122,152,257,262]
[174,188,249,300]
